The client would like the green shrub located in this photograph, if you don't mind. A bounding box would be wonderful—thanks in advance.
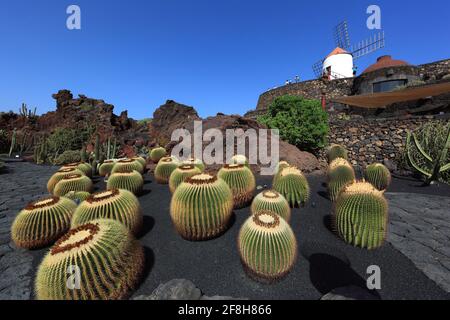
[258,95,329,152]
[46,128,92,159]
[53,150,82,165]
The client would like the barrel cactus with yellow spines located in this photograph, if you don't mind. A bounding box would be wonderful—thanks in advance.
[231,154,249,167]
[328,158,356,201]
[169,164,202,193]
[251,190,291,222]
[53,174,94,197]
[334,181,389,250]
[98,159,116,177]
[273,160,290,185]
[71,189,143,235]
[150,147,166,163]
[273,166,310,207]
[11,196,77,249]
[107,170,144,195]
[111,159,144,174]
[182,158,205,172]
[35,219,145,300]
[47,167,85,194]
[64,191,91,203]
[131,156,147,169]
[365,163,391,191]
[327,144,348,163]
[218,164,256,209]
[62,162,92,177]
[170,174,233,240]
[155,156,179,184]
[238,211,297,282]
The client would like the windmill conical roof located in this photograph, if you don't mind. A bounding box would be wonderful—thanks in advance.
[326,47,350,58]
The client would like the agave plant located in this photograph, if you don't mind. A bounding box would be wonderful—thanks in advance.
[218,164,256,209]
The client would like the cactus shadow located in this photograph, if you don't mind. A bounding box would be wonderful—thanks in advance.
[323,214,336,235]
[139,189,152,197]
[317,190,330,201]
[140,246,155,282]
[138,216,155,239]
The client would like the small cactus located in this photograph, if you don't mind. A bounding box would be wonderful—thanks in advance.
[231,154,249,167]
[327,158,356,201]
[328,144,348,163]
[273,166,310,207]
[155,156,179,184]
[35,219,145,300]
[111,159,144,174]
[251,190,291,222]
[71,189,143,235]
[11,196,77,249]
[273,161,290,185]
[62,162,92,177]
[53,174,93,197]
[365,163,391,191]
[170,174,233,240]
[98,159,116,177]
[238,211,297,282]
[150,147,167,163]
[218,164,256,209]
[107,170,144,195]
[334,181,389,250]
[169,164,202,194]
[47,168,85,194]
[182,158,205,172]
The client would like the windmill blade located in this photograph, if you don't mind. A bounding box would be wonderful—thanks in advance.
[333,21,351,50]
[351,31,385,60]
[312,59,324,78]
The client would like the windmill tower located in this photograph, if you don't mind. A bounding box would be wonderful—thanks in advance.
[312,21,385,80]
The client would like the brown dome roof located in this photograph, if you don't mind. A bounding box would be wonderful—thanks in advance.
[362,55,410,74]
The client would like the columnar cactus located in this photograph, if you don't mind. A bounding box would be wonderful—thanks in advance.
[35,219,145,300]
[170,174,233,240]
[64,191,91,203]
[182,158,205,172]
[62,162,92,177]
[328,158,356,201]
[335,181,389,250]
[107,170,144,195]
[11,196,77,249]
[53,174,94,197]
[47,167,85,194]
[71,189,143,235]
[169,164,202,193]
[327,144,348,163]
[273,161,290,185]
[231,154,249,167]
[150,147,166,163]
[238,211,297,282]
[155,156,179,184]
[111,159,144,174]
[273,166,310,207]
[98,160,116,177]
[218,164,256,209]
[250,190,291,222]
[365,163,392,191]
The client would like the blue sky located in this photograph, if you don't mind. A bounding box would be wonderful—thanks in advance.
[0,0,449,119]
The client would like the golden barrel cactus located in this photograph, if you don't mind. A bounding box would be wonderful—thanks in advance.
[327,158,356,201]
[155,156,179,184]
[169,164,202,194]
[182,158,205,172]
[365,163,391,191]
[218,164,256,209]
[273,166,310,207]
[47,167,85,194]
[53,174,93,197]
[62,162,92,177]
[150,147,166,163]
[107,170,144,195]
[251,190,291,222]
[111,159,144,174]
[98,160,116,177]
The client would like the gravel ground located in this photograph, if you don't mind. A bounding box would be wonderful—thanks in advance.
[0,162,449,300]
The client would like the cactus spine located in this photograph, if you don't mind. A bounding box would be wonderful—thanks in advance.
[111,159,144,174]
[131,156,147,169]
[71,189,143,235]
[328,158,356,201]
[218,164,256,209]
[150,147,167,163]
[169,164,202,194]
[62,162,92,177]
[155,156,179,184]
[251,190,291,222]
[231,154,249,167]
[47,168,85,194]
[238,211,297,282]
[35,219,145,300]
[107,170,144,195]
[99,159,116,177]
[273,161,290,185]
[365,163,391,191]
[273,166,310,207]
[170,174,233,240]
[182,158,205,172]
[335,181,388,250]
[53,174,93,197]
[11,196,77,249]
[328,144,348,163]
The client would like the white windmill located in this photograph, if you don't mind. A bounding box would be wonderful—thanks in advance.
[312,21,385,80]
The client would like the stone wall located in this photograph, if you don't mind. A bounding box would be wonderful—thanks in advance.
[418,59,450,81]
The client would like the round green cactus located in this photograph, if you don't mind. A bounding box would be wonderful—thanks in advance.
[273,161,290,185]
[107,170,144,195]
[98,160,116,177]
[250,190,291,222]
[231,154,249,167]
[327,144,348,163]
[155,156,179,184]
[35,219,145,300]
[238,211,297,282]
[273,166,310,207]
[111,159,144,174]
[365,163,391,191]
[169,164,202,193]
[218,164,256,209]
[71,189,143,235]
[182,158,205,172]
[64,191,91,203]
[11,196,77,249]
[335,181,389,250]
[62,162,92,177]
[47,167,85,194]
[328,158,356,201]
[170,174,233,240]
[131,156,147,169]
[53,174,94,197]
[150,147,167,163]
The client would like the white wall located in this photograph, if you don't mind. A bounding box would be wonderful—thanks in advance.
[322,54,354,79]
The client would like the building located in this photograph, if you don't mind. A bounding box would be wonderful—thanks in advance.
[322,47,354,80]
